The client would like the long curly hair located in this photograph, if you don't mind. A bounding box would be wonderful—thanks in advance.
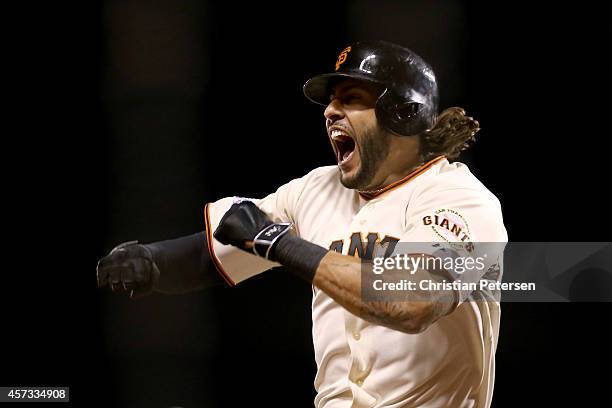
[419,107,480,161]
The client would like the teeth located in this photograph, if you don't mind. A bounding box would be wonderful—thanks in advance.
[331,129,349,138]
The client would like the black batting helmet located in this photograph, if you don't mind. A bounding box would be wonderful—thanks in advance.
[303,40,439,136]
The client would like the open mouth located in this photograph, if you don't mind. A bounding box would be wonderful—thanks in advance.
[330,129,357,165]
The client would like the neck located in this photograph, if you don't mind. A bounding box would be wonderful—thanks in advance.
[359,152,424,194]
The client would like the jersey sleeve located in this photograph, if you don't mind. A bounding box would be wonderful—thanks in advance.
[396,181,508,303]
[203,169,323,286]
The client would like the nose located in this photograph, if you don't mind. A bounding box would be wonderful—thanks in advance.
[324,98,345,123]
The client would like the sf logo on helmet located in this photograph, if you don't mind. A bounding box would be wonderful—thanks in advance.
[335,46,352,71]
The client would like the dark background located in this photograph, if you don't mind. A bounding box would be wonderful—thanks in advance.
[4,0,610,407]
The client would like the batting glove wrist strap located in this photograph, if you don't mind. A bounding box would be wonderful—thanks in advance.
[253,223,293,260]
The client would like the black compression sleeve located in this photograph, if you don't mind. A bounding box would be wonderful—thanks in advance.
[144,232,224,293]
[273,234,328,283]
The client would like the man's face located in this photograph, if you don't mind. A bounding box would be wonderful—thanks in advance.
[325,79,391,190]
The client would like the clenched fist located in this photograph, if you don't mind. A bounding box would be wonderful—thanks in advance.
[96,241,160,298]
[214,200,293,260]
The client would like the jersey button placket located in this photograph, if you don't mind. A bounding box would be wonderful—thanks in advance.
[354,204,370,228]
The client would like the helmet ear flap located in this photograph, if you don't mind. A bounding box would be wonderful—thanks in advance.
[392,102,421,122]
[376,91,428,136]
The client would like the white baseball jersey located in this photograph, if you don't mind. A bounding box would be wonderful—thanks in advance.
[204,156,507,408]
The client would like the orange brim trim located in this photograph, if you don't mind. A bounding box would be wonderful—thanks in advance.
[359,156,445,200]
[204,203,235,287]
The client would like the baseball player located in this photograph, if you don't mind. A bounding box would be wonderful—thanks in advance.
[97,40,507,407]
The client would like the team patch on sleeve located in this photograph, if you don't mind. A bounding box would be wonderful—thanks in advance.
[422,209,473,249]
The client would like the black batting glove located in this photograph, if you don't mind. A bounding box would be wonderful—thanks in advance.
[96,241,160,298]
[213,200,292,261]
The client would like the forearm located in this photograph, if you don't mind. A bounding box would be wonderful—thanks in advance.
[145,232,224,294]
[275,235,455,334]
[314,251,455,333]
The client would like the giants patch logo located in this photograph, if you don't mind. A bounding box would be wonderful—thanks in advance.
[423,209,472,248]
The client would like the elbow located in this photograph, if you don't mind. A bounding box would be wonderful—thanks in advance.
[394,302,437,334]
[363,296,454,334]
[394,291,458,334]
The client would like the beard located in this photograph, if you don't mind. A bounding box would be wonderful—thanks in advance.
[339,125,391,190]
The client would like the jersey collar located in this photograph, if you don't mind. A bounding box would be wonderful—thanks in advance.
[358,156,445,200]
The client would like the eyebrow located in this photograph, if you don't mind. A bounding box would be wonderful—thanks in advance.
[329,85,367,98]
